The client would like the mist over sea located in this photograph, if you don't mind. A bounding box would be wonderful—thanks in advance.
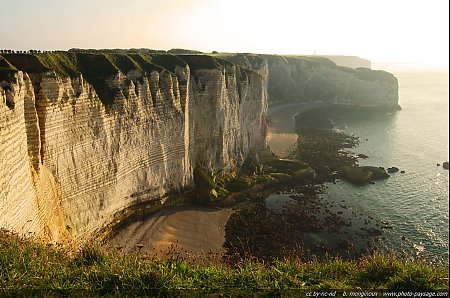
[321,69,449,265]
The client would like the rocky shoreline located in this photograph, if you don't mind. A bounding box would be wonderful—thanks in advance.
[103,106,402,263]
[223,107,393,262]
[102,106,396,263]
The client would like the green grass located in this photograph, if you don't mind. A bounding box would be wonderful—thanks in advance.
[1,49,398,108]
[104,53,142,74]
[35,52,79,77]
[211,53,266,70]
[0,55,17,82]
[177,55,221,72]
[283,55,338,68]
[0,55,17,71]
[0,229,447,295]
[127,53,164,74]
[150,53,187,73]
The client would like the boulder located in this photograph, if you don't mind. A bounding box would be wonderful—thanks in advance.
[225,177,250,192]
[265,159,309,175]
[360,166,390,179]
[338,165,389,186]
[443,162,449,170]
[387,167,399,173]
[292,168,316,181]
[269,173,292,183]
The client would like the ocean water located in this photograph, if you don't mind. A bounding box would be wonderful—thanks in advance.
[320,70,449,265]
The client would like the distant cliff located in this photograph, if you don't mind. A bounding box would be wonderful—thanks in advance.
[0,50,398,242]
[218,53,399,108]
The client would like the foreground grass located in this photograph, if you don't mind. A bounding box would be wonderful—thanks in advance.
[0,230,448,296]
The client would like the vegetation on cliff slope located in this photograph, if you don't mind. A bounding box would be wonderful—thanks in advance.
[0,229,447,294]
[0,51,224,106]
[0,55,17,82]
[1,49,398,109]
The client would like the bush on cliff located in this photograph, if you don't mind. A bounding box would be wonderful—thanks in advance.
[193,167,216,190]
[0,55,18,82]
[241,152,262,175]
[192,167,228,202]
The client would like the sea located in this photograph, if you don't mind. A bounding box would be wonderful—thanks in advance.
[322,69,449,265]
[268,69,449,265]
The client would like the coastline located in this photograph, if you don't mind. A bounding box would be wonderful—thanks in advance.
[1,73,447,293]
[267,102,328,134]
[267,102,328,158]
[225,105,389,261]
[104,104,394,262]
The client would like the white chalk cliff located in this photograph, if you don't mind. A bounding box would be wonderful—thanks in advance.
[0,51,398,242]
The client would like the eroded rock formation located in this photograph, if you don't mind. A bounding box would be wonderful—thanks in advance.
[0,52,267,242]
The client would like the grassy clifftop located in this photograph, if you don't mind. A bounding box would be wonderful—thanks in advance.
[0,51,226,79]
[1,51,166,78]
[0,51,229,105]
[0,55,17,81]
[214,52,395,83]
[1,50,396,85]
[0,51,178,105]
[1,49,398,108]
[0,229,447,294]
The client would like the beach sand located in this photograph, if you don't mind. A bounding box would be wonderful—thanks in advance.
[105,205,233,257]
[105,103,382,262]
[267,102,326,157]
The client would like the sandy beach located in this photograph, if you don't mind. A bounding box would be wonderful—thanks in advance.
[105,205,233,257]
[105,102,378,262]
[267,102,326,157]
[267,102,327,133]
[105,103,326,257]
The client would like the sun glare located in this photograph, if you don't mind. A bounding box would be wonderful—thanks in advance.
[0,0,448,69]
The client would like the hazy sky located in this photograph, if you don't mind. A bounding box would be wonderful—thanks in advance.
[1,0,448,69]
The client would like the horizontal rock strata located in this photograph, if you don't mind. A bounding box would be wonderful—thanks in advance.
[0,51,398,242]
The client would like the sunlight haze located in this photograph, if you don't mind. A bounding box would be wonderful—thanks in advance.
[1,0,448,69]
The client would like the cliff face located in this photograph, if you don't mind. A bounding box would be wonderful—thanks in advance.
[184,55,267,172]
[0,51,398,242]
[0,52,267,242]
[0,72,70,241]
